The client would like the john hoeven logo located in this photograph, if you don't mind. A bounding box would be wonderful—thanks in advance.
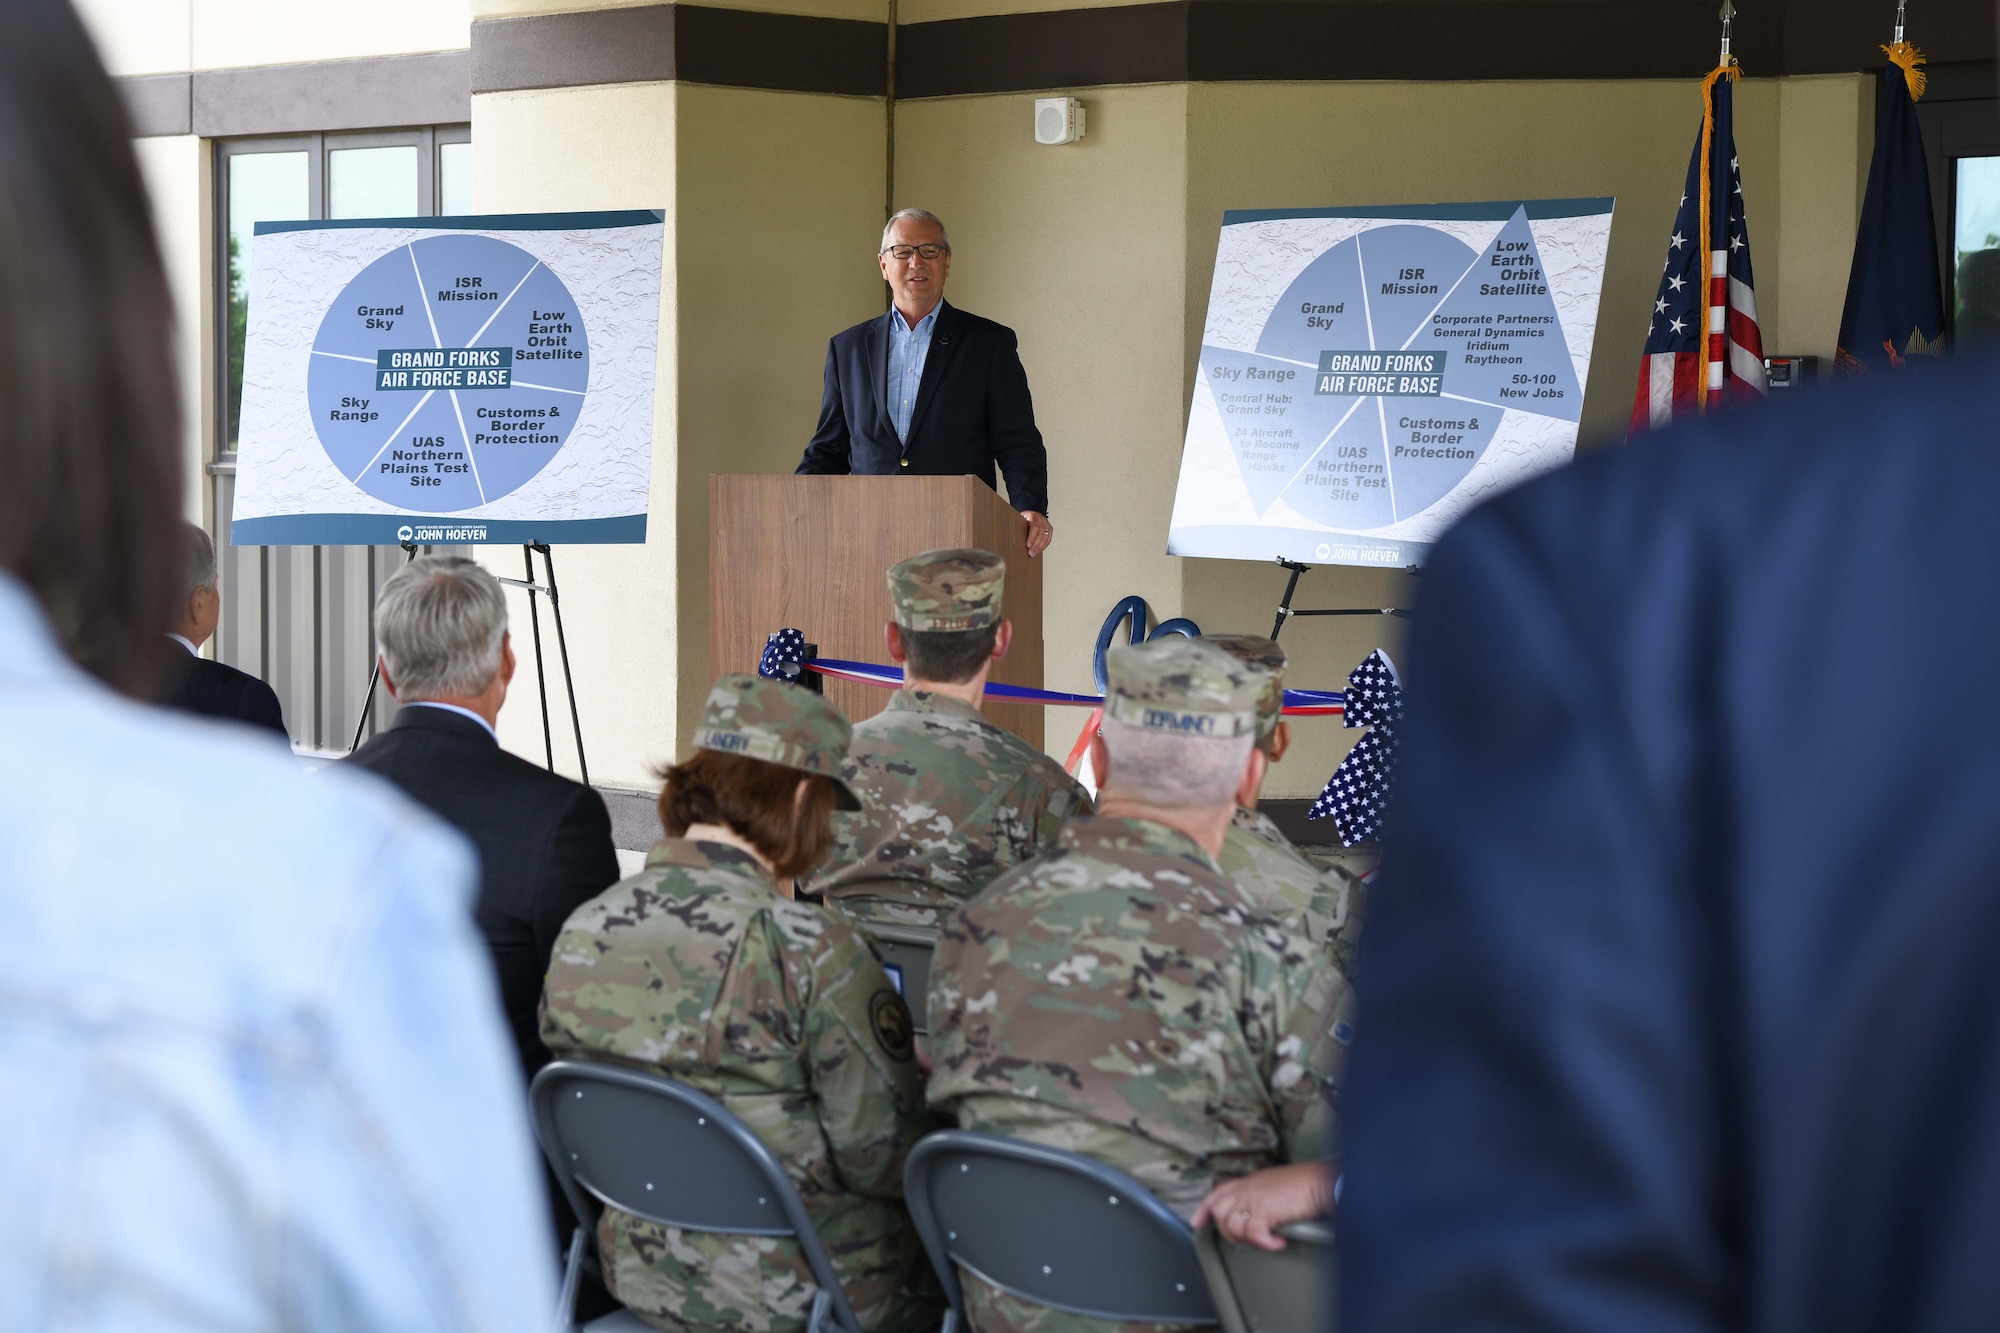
[396,524,415,542]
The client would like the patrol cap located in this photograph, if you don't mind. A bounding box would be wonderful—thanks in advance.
[1103,636,1262,739]
[887,548,1006,632]
[691,674,863,810]
[1203,635,1288,743]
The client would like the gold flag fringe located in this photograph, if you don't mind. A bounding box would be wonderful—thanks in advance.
[1883,42,1929,101]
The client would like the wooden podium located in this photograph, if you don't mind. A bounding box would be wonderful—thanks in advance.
[710,475,1043,748]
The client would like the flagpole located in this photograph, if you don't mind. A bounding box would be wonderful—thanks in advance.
[1699,2,1737,410]
[1894,0,1907,44]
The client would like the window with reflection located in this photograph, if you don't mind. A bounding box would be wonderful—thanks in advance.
[226,151,308,449]
[1955,157,2000,348]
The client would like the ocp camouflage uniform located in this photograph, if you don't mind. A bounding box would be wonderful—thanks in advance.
[814,690,1092,928]
[1221,806,1366,975]
[813,547,1091,930]
[540,673,940,1333]
[926,637,1351,1333]
[541,840,940,1333]
[926,816,1351,1333]
[1203,634,1367,976]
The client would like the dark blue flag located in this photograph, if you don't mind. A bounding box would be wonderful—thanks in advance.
[1836,46,1946,373]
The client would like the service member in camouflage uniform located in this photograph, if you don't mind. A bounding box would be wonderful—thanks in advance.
[541,675,941,1333]
[811,548,1091,929]
[1205,635,1367,975]
[927,637,1352,1333]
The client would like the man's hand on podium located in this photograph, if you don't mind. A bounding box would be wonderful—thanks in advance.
[1023,511,1054,558]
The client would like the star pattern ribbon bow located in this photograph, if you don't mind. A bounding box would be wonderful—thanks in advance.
[1308,649,1403,847]
[758,627,809,683]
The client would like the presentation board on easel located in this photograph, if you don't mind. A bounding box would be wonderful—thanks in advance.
[231,209,663,546]
[1168,199,1614,568]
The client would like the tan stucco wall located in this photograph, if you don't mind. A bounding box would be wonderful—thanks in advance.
[671,84,889,753]
[893,85,1192,766]
[194,0,469,68]
[1776,74,1875,361]
[132,134,213,525]
[74,0,469,74]
[74,0,193,76]
[473,82,681,784]
[473,81,885,787]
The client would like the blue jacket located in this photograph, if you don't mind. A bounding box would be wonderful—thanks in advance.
[0,575,554,1330]
[1345,358,2000,1332]
[796,301,1050,516]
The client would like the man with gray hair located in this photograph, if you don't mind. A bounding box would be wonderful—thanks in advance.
[162,521,287,737]
[796,207,1054,556]
[928,637,1349,1333]
[345,554,619,1088]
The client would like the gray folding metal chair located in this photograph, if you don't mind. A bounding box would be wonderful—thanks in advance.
[856,922,938,1033]
[529,1059,866,1333]
[1194,1218,1337,1333]
[903,1130,1220,1333]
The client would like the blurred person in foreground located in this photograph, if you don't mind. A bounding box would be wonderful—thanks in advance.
[541,675,940,1333]
[1342,358,2000,1331]
[812,547,1091,930]
[1206,634,1365,974]
[0,2,553,1327]
[927,636,1349,1333]
[346,554,618,1083]
[162,522,288,737]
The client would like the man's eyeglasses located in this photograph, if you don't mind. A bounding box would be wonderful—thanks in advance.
[882,243,948,261]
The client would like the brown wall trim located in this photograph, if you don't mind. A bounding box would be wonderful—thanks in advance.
[119,52,471,138]
[120,73,193,137]
[195,52,471,137]
[899,0,1999,98]
[114,0,1998,126]
[471,4,888,98]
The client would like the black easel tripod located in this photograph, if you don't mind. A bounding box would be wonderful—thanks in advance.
[1268,558,1416,641]
[350,542,589,787]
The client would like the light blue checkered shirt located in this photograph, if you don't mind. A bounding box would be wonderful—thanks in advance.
[886,302,941,444]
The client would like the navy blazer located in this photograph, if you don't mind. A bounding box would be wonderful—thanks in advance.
[163,648,288,738]
[796,300,1050,515]
[1345,359,2000,1332]
[345,706,619,1082]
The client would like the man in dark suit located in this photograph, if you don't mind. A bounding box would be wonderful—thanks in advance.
[796,208,1054,556]
[164,523,288,738]
[1342,361,2000,1332]
[345,554,619,1083]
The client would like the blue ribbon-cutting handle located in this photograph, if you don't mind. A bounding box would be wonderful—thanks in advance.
[1092,597,1204,693]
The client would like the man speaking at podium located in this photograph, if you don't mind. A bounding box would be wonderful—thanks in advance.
[796,208,1054,556]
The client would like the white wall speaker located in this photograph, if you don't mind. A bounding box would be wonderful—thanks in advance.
[1033,97,1086,146]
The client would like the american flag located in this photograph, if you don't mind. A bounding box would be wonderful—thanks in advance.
[1308,650,1403,848]
[758,627,808,682]
[1631,66,1767,434]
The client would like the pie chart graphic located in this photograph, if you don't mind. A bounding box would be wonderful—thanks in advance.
[1197,206,1579,533]
[307,233,589,513]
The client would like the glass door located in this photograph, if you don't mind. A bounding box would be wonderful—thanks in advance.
[213,129,469,751]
